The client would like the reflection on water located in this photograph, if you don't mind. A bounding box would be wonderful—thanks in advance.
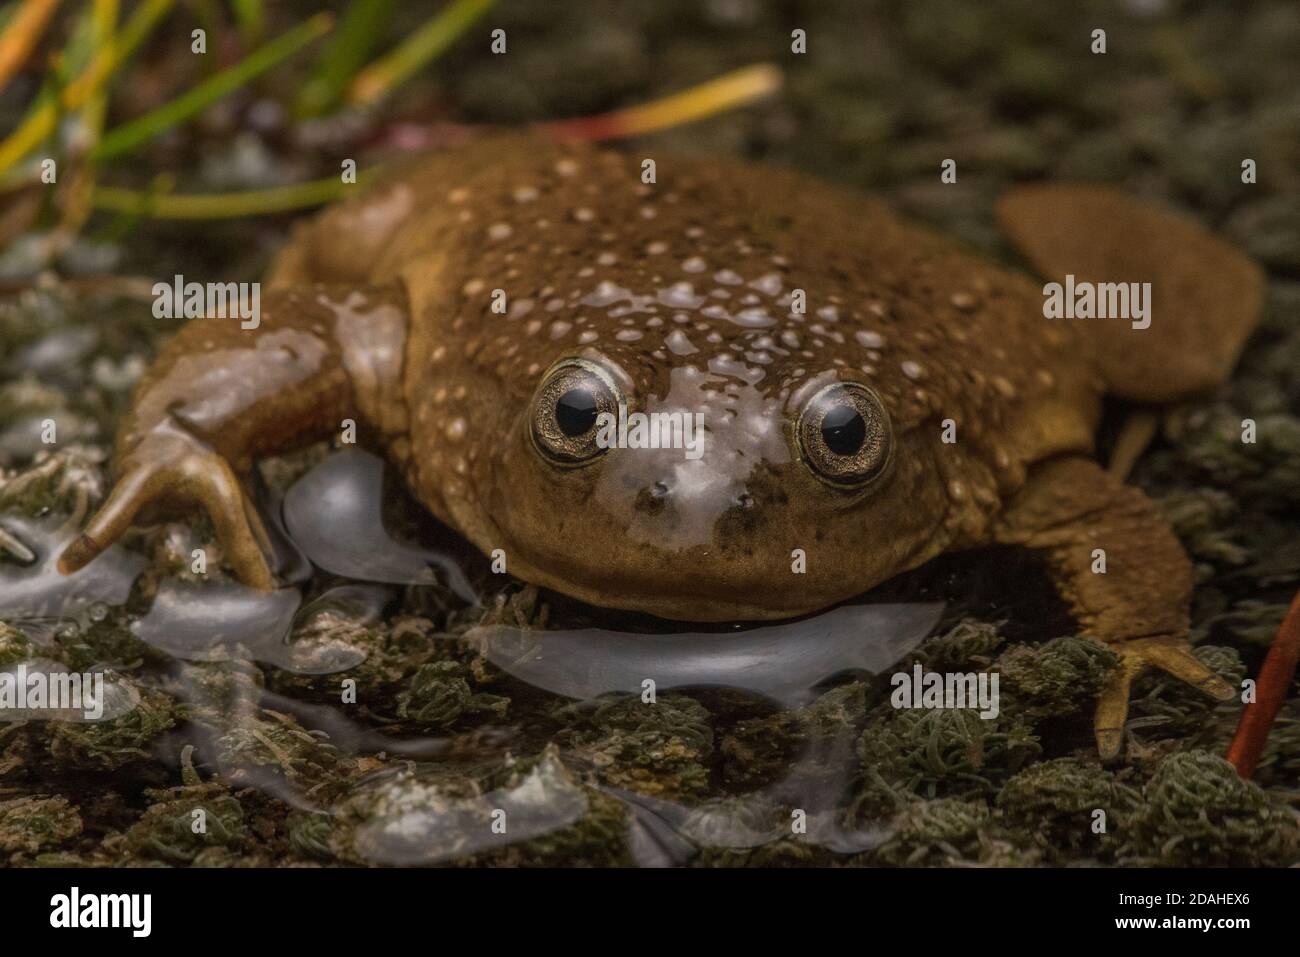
[349,752,588,865]
[0,511,144,619]
[469,603,943,708]
[0,450,944,865]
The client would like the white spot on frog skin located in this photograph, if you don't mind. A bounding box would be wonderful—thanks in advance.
[682,257,706,273]
[615,330,643,342]
[448,188,470,204]
[581,281,627,308]
[714,269,743,285]
[948,479,967,501]
[513,185,539,202]
[686,226,704,238]
[640,206,657,219]
[658,282,706,310]
[509,298,535,318]
[573,207,595,222]
[446,418,467,441]
[665,329,698,355]
[748,273,783,296]
[816,305,840,322]
[525,319,543,336]
[578,330,599,344]
[646,241,668,255]
[901,360,925,380]
[597,252,618,266]
[487,222,513,240]
[781,330,801,348]
[733,307,776,329]
[709,354,766,385]
[950,291,978,311]
[462,278,485,296]
[555,158,579,177]
[855,330,886,349]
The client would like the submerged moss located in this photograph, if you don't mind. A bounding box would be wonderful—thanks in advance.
[560,693,714,800]
[397,661,508,728]
[125,752,248,864]
[45,687,177,771]
[0,795,83,858]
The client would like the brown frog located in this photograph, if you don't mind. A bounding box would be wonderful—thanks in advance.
[57,134,1266,757]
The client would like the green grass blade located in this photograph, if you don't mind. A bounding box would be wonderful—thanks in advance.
[349,0,494,106]
[92,11,333,162]
[294,0,395,118]
[91,171,376,219]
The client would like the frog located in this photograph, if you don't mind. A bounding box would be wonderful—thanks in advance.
[56,133,1266,758]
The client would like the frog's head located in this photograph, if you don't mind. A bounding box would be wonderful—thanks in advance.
[473,345,952,622]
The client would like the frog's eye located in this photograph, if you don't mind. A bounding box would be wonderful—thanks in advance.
[530,358,622,465]
[796,382,892,488]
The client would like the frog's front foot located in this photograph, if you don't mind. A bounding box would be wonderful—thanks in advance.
[1093,636,1235,760]
[56,422,276,590]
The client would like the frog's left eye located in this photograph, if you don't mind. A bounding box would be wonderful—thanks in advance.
[530,358,622,466]
[796,382,892,488]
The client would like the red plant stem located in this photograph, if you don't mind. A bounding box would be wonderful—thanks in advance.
[1227,588,1300,778]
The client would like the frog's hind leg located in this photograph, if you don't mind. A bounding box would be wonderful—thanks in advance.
[992,456,1234,759]
[997,183,1265,403]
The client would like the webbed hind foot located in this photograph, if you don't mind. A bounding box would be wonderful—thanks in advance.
[1093,637,1235,760]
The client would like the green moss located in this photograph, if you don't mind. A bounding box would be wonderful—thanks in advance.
[995,635,1116,720]
[873,798,1000,866]
[397,660,508,728]
[46,686,177,771]
[0,795,83,857]
[996,758,1137,857]
[1122,751,1298,866]
[558,693,713,800]
[857,704,1041,803]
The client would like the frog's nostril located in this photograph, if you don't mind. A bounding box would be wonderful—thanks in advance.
[634,480,671,514]
[734,491,754,509]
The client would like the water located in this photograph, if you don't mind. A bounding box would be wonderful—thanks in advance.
[0,449,944,865]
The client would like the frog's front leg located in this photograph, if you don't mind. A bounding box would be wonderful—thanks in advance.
[991,456,1234,759]
[57,283,409,589]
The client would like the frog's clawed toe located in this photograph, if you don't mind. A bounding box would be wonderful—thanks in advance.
[1093,637,1236,760]
[55,429,277,592]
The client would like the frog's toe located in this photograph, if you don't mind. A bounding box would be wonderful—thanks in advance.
[56,466,155,575]
[58,439,277,591]
[1093,638,1235,760]
[185,455,277,591]
[1094,655,1141,760]
[1137,639,1236,701]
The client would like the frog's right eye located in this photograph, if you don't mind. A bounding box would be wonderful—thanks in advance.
[529,358,622,465]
